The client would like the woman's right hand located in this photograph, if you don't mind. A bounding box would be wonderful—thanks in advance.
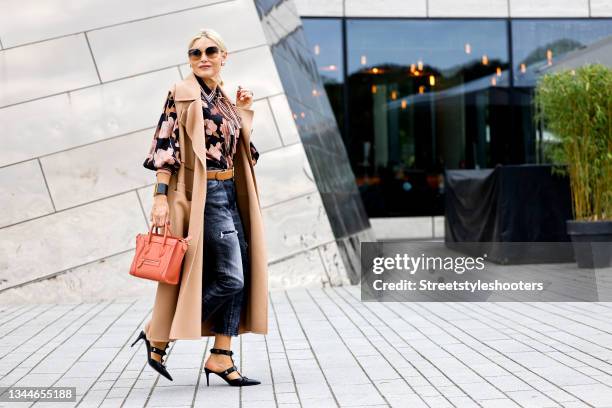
[151,195,171,228]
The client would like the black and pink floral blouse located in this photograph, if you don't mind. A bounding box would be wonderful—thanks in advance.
[143,77,259,175]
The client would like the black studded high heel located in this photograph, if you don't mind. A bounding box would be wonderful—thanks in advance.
[130,330,173,381]
[204,348,261,387]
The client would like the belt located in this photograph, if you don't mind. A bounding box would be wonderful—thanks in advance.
[207,167,234,180]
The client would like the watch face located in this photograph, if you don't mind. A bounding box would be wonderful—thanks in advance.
[154,183,168,195]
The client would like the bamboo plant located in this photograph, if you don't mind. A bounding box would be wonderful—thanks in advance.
[534,64,612,222]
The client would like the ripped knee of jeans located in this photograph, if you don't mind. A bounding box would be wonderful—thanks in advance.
[219,229,237,238]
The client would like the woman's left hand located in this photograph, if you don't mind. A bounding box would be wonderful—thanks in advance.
[236,85,253,109]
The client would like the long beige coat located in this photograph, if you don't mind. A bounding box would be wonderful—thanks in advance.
[144,72,268,341]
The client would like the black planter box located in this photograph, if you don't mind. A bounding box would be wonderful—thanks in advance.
[567,220,612,268]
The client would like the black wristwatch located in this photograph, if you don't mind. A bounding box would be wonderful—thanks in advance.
[153,182,169,196]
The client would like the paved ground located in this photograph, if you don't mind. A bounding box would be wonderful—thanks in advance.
[1,286,612,408]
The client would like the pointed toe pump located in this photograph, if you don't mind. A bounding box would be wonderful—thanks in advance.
[204,348,261,387]
[131,330,173,381]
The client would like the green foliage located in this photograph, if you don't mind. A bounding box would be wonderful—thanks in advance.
[534,64,612,221]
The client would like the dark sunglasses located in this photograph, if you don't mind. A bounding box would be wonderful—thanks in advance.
[188,46,220,60]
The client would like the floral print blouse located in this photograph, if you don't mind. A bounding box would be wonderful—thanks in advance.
[143,77,259,175]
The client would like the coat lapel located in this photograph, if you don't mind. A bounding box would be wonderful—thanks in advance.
[175,73,206,171]
[174,72,200,101]
[174,72,255,168]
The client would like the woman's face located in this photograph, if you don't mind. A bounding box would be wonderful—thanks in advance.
[188,37,227,80]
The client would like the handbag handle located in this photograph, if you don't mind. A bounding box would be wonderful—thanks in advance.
[145,221,174,257]
[147,220,172,242]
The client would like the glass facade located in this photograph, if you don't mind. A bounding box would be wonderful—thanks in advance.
[512,20,612,87]
[302,18,612,217]
[254,0,376,282]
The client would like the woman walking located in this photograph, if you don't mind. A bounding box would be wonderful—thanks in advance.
[131,28,268,386]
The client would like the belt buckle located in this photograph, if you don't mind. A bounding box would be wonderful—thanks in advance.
[211,167,233,181]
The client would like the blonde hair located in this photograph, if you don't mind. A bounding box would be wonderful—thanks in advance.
[188,28,227,87]
[188,28,243,133]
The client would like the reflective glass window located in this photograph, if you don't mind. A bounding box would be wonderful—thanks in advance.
[346,19,509,216]
[302,18,345,135]
[512,19,612,87]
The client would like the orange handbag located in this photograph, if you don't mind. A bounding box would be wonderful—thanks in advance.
[129,221,192,285]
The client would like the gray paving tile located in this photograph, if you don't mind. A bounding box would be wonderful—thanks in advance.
[0,287,611,407]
